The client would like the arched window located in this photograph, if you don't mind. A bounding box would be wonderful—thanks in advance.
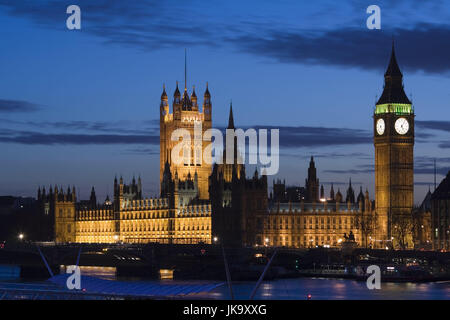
[195,146,202,166]
[184,145,190,165]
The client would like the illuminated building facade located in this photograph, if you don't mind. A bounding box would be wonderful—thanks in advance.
[42,176,212,244]
[43,45,420,248]
[159,82,212,200]
[46,78,215,244]
[44,93,377,247]
[255,158,375,248]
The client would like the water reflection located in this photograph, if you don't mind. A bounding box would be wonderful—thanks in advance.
[197,278,450,300]
[60,265,116,280]
[57,266,450,300]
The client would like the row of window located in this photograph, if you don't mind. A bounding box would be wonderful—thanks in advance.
[261,217,357,230]
[259,235,358,247]
[78,223,211,233]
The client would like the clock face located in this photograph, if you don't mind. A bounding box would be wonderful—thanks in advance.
[376,118,385,135]
[395,117,409,135]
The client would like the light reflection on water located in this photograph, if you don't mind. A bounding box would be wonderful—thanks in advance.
[60,265,117,281]
[193,278,450,300]
[58,266,450,300]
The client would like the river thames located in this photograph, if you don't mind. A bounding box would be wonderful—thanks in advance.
[190,278,450,300]
[2,265,449,299]
[73,267,450,299]
[105,277,449,300]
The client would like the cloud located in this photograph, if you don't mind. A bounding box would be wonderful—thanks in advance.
[323,162,450,176]
[123,147,159,155]
[414,167,449,175]
[26,119,159,135]
[0,116,443,151]
[267,125,371,148]
[412,156,450,175]
[228,24,450,74]
[293,152,370,160]
[414,182,437,186]
[0,116,371,148]
[321,181,364,186]
[0,131,159,145]
[415,155,450,165]
[0,118,160,136]
[0,99,40,113]
[323,169,374,175]
[416,120,450,133]
[0,0,216,50]
[213,125,371,148]
[1,2,450,74]
[438,142,450,149]
[319,156,449,177]
[414,121,450,146]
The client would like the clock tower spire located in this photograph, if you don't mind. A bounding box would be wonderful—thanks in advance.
[374,42,415,249]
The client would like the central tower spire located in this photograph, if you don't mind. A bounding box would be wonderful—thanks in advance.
[160,56,212,200]
[184,48,187,91]
[227,101,235,129]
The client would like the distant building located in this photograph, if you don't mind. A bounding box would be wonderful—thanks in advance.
[431,171,450,250]
[0,196,34,214]
[412,190,432,249]
[272,180,306,203]
[0,195,50,241]
[305,157,319,202]
[0,196,18,216]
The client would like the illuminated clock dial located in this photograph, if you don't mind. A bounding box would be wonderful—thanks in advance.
[395,117,409,135]
[376,118,385,135]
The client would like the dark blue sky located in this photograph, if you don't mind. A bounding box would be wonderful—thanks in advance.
[1,0,450,203]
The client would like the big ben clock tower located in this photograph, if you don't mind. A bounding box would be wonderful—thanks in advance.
[374,43,414,248]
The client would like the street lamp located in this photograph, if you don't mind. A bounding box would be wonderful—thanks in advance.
[18,233,24,241]
[213,236,218,243]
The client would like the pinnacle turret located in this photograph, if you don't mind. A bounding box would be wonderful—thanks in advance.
[227,102,235,129]
[161,84,167,100]
[204,82,210,98]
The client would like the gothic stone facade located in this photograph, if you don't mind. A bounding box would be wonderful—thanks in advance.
[47,47,418,248]
[46,176,212,244]
[159,83,212,200]
[255,157,376,248]
[256,200,371,248]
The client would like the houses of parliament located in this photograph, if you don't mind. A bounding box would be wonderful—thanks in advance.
[37,45,432,249]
